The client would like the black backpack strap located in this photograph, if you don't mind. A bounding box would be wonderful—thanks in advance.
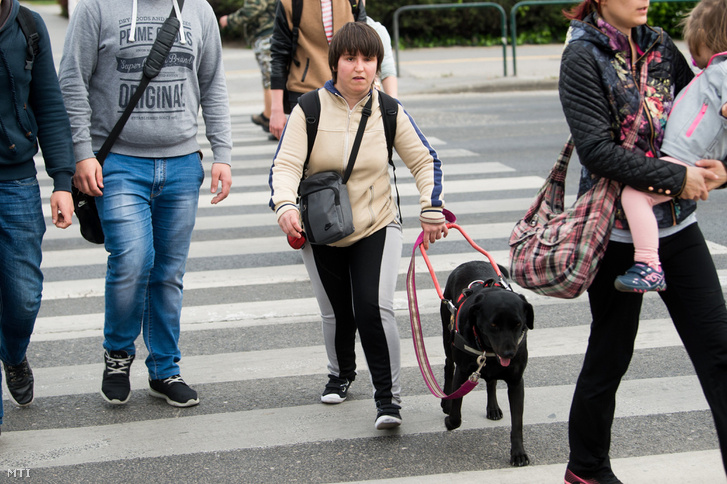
[297,89,321,173]
[290,0,303,68]
[351,0,368,21]
[378,90,398,165]
[16,6,39,71]
[378,90,402,221]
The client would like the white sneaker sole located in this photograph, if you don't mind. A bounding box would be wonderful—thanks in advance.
[101,389,130,405]
[148,388,199,407]
[375,415,402,430]
[320,393,346,404]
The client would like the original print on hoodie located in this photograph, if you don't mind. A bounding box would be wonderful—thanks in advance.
[58,0,232,164]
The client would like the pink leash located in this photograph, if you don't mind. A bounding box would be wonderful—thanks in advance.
[406,214,509,400]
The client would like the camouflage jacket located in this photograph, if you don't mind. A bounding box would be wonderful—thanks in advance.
[227,0,276,45]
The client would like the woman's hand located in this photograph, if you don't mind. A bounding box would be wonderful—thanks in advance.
[679,165,715,201]
[695,159,727,191]
[278,209,303,239]
[420,221,449,250]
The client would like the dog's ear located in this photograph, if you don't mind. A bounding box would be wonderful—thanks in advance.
[519,294,535,329]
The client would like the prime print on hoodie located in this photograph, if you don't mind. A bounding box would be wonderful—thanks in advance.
[58,0,231,164]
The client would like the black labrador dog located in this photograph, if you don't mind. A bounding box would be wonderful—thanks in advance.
[440,260,534,466]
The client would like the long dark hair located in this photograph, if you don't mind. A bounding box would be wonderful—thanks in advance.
[563,0,599,20]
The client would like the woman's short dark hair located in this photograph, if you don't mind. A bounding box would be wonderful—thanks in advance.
[328,22,384,83]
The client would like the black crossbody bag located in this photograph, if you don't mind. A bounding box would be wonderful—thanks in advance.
[298,94,373,245]
[72,2,184,244]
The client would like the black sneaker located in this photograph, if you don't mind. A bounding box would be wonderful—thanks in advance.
[251,112,270,132]
[321,375,352,404]
[149,375,199,407]
[3,356,34,406]
[375,401,402,430]
[101,350,135,405]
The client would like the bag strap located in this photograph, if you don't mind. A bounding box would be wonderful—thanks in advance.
[290,0,303,68]
[95,0,184,164]
[298,90,373,185]
[16,6,39,71]
[557,61,649,176]
[342,94,373,183]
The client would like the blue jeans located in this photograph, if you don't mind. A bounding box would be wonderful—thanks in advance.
[96,153,203,380]
[0,177,46,425]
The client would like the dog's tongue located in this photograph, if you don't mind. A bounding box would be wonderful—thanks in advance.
[498,356,511,367]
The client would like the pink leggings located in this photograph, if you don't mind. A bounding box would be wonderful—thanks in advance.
[620,156,687,267]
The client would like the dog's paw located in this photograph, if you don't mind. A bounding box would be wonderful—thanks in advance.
[441,400,451,415]
[486,406,503,421]
[444,416,461,430]
[510,450,530,467]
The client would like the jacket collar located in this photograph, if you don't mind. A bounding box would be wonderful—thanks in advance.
[567,12,662,60]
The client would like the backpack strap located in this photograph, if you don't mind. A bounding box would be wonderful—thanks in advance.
[290,0,303,68]
[378,90,398,166]
[16,6,39,71]
[378,90,402,221]
[297,89,321,171]
[349,0,361,20]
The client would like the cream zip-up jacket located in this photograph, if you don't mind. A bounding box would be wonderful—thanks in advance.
[269,83,445,247]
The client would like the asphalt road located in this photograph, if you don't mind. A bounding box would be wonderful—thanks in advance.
[1,3,725,483]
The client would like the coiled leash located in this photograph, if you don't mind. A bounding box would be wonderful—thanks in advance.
[406,217,511,400]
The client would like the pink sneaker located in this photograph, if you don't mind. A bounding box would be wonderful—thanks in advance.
[614,262,666,293]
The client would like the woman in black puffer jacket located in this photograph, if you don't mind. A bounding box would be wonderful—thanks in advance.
[558,0,727,482]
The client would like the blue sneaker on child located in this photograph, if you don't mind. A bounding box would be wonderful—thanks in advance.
[614,262,666,293]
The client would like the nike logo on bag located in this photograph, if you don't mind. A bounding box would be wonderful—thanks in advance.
[78,200,86,207]
[324,223,333,231]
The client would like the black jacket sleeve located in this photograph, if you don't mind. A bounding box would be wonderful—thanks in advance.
[270,1,292,91]
[559,41,688,196]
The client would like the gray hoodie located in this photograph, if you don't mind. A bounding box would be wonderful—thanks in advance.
[59,0,231,164]
[661,52,727,166]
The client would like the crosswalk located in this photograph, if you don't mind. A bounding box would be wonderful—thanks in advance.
[3,106,726,483]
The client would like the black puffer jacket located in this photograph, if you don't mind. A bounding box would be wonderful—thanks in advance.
[559,13,695,229]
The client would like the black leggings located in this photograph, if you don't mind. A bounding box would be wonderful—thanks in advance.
[568,223,727,476]
[301,225,402,405]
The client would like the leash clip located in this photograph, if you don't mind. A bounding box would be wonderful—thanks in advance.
[469,353,487,383]
[445,299,457,316]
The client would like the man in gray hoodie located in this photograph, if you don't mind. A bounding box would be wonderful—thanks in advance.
[59,0,232,408]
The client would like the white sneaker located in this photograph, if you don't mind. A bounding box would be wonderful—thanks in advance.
[375,413,402,430]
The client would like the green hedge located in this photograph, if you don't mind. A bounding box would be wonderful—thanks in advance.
[55,0,697,46]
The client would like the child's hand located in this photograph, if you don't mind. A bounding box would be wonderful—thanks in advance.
[695,159,727,191]
[721,102,727,118]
